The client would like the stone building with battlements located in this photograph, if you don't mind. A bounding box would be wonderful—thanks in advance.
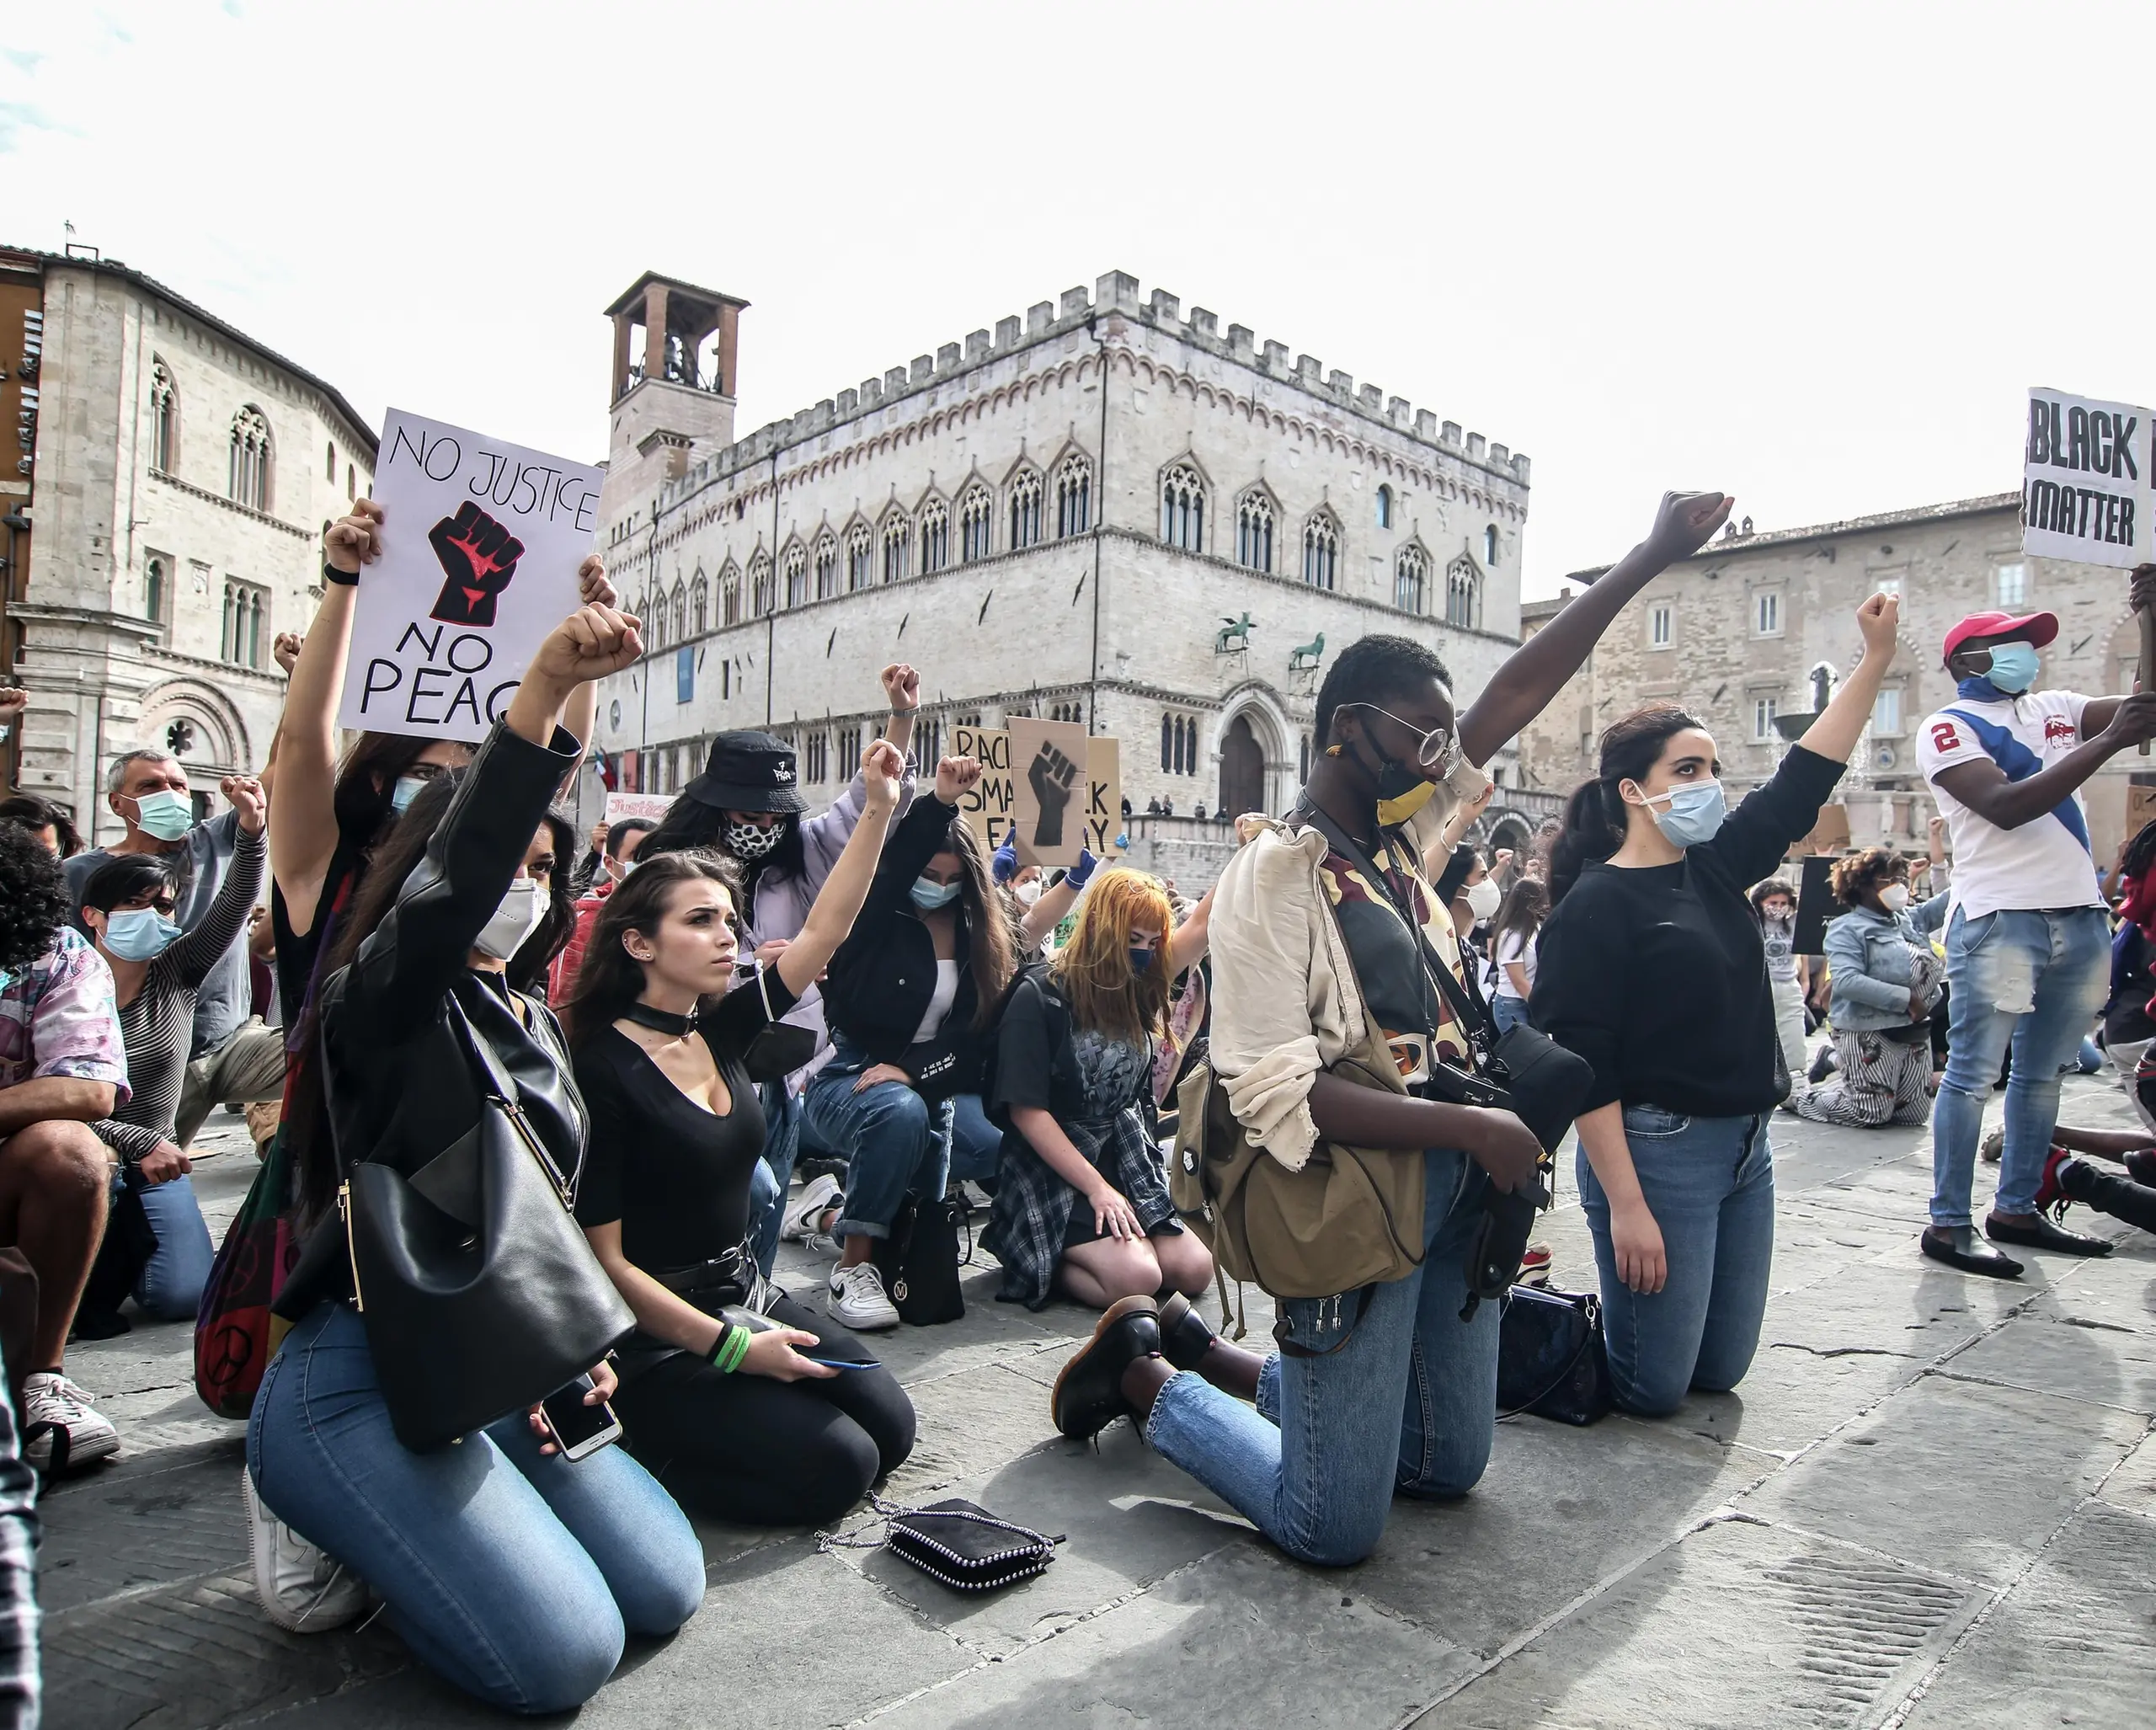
[588,270,1537,887]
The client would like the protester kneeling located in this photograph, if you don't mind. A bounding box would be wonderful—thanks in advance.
[1791,848,1944,1128]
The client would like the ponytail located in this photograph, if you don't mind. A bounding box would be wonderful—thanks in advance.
[1547,704,1703,906]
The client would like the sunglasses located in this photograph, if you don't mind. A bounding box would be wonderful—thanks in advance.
[1355,705,1459,773]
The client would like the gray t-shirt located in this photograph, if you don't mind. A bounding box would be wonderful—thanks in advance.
[1760,914,1799,986]
[66,809,248,1060]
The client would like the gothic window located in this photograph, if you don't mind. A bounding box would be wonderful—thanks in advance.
[846,522,873,591]
[1302,512,1338,590]
[228,405,273,511]
[814,533,840,600]
[1235,491,1275,573]
[1394,543,1428,615]
[918,499,949,574]
[805,730,830,783]
[1484,524,1500,568]
[347,462,356,500]
[1299,734,1311,781]
[221,579,268,668]
[783,543,808,608]
[1055,452,1092,537]
[1008,469,1043,550]
[671,581,687,642]
[837,724,862,772]
[1161,712,1198,776]
[1161,464,1204,553]
[1376,484,1392,529]
[916,715,942,767]
[720,561,742,626]
[881,510,910,583]
[325,441,336,482]
[1161,714,1172,772]
[959,484,994,563]
[750,553,775,617]
[647,590,668,649]
[691,573,708,636]
[1445,554,1480,629]
[148,360,178,472]
[144,555,165,623]
[1049,701,1083,724]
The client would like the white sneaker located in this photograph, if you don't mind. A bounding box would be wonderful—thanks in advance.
[244,1468,367,1632]
[20,1371,118,1474]
[828,1261,899,1331]
[781,1173,841,1244]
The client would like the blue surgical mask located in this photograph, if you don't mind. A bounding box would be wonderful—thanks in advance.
[390,775,427,814]
[1128,946,1155,975]
[129,788,194,842]
[103,905,184,961]
[910,877,961,911]
[1983,641,2039,694]
[1643,780,1728,849]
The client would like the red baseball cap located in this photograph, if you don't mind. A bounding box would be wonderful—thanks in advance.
[1942,610,2057,663]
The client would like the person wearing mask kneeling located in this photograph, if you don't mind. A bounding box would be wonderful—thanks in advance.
[564,748,915,1525]
[985,868,1214,1311]
[798,757,1015,1329]
[1534,594,1899,1417]
[249,603,705,1714]
[1792,848,1945,1128]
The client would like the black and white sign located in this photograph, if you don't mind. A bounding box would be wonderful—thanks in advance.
[2023,387,2151,570]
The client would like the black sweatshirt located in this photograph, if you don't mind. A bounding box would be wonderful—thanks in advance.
[1533,746,1845,1118]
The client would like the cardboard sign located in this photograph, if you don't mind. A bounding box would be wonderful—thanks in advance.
[950,724,1120,863]
[603,792,672,824]
[2023,387,2152,569]
[1793,803,1850,859]
[339,408,602,740]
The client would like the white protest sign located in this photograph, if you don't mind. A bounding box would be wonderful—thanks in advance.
[602,792,672,824]
[339,408,602,740]
[2022,387,2152,569]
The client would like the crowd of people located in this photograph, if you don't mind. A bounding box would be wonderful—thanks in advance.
[2,488,2154,1717]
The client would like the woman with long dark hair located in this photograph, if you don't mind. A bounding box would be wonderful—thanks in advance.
[1792,847,1945,1128]
[795,756,1014,1330]
[1534,594,1898,1418]
[562,745,915,1525]
[249,601,707,1714]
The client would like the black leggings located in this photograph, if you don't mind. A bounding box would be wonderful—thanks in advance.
[610,1294,915,1526]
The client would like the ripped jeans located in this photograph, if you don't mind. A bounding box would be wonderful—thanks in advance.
[1930,905,2109,1227]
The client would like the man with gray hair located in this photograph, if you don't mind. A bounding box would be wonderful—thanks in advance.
[63,749,285,1151]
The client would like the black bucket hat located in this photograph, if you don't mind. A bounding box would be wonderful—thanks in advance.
[683,730,808,814]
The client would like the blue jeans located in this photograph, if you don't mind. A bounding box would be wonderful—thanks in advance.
[946,1093,1002,1187]
[1492,996,1529,1036]
[803,1039,954,1241]
[1577,1108,1774,1417]
[750,1081,803,1276]
[1145,1149,1497,1567]
[248,1302,705,1715]
[115,1169,214,1322]
[1931,906,2110,1226]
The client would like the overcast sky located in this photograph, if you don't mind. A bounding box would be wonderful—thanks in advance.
[8,0,2152,598]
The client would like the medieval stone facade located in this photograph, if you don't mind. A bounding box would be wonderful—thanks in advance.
[1514,494,2148,868]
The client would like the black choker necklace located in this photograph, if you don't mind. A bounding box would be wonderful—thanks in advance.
[624,1001,699,1038]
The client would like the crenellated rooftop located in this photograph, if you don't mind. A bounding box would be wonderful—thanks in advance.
[656,270,1529,514]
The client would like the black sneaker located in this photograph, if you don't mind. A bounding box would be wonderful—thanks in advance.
[1050,1296,1162,1439]
[1807,1044,1838,1085]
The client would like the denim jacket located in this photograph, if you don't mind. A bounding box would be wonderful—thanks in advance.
[1823,900,1943,1033]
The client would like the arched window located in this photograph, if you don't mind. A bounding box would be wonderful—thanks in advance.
[721,561,742,626]
[1161,464,1204,553]
[1235,491,1274,573]
[1394,544,1428,615]
[750,553,775,617]
[1376,484,1392,529]
[846,522,873,591]
[347,462,356,500]
[959,485,994,562]
[1445,554,1481,629]
[691,573,709,635]
[1055,453,1092,537]
[783,543,808,607]
[881,511,910,583]
[1302,512,1338,590]
[647,590,668,649]
[1299,734,1311,781]
[1484,524,1500,568]
[144,555,165,623]
[671,581,687,642]
[814,534,839,600]
[1008,469,1043,550]
[325,441,336,482]
[1161,713,1173,772]
[227,405,272,511]
[222,579,266,667]
[918,499,949,574]
[148,360,179,472]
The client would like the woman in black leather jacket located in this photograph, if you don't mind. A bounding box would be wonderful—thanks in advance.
[248,604,707,1715]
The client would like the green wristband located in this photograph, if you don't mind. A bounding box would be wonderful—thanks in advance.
[708,1324,750,1374]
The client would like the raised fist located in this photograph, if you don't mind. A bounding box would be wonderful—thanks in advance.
[1644,491,1734,563]
[1027,742,1079,849]
[429,502,526,627]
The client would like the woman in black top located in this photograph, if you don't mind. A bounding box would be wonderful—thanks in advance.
[565,743,916,1527]
[1534,593,1899,1417]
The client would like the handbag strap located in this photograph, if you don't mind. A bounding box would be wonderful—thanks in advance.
[1497,1289,1602,1421]
[817,1493,1065,1555]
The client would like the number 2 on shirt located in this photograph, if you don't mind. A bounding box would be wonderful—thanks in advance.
[1929,722,1960,754]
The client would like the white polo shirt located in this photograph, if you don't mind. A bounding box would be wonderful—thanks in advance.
[1917,690,2103,920]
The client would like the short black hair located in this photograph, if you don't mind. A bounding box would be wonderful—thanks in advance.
[1313,633,1453,750]
[0,793,82,857]
[606,816,656,857]
[81,854,176,916]
[0,821,70,974]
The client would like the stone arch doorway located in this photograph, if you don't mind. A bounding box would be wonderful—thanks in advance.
[1219,714,1265,819]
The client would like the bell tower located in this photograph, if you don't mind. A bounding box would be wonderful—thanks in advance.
[600,271,749,521]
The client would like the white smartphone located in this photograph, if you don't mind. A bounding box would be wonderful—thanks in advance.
[540,1383,623,1461]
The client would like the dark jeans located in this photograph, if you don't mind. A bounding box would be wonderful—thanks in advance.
[611,1294,915,1525]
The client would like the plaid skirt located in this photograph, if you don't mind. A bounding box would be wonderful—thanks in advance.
[983,1107,1182,1310]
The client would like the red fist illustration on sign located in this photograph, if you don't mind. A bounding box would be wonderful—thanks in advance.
[428,501,525,627]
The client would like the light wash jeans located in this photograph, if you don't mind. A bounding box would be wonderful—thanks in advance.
[1577,1108,1774,1417]
[1931,906,2110,1227]
[1769,974,1809,1081]
[111,1168,215,1322]
[1492,995,1529,1037]
[1145,1148,1497,1567]
[248,1302,705,1715]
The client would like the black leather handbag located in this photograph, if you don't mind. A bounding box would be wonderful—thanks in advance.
[1496,1283,1613,1425]
[342,997,636,1452]
[824,1495,1062,1593]
[870,1191,969,1326]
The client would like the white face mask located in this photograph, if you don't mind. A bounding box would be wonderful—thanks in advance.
[473,879,543,960]
[1465,878,1502,922]
[1879,883,1911,912]
[1014,878,1043,908]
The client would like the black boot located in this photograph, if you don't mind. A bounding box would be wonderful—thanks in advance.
[2055,1157,2156,1234]
[1051,1297,1162,1439]
[1920,1225,2024,1279]
[1154,1292,1218,1372]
